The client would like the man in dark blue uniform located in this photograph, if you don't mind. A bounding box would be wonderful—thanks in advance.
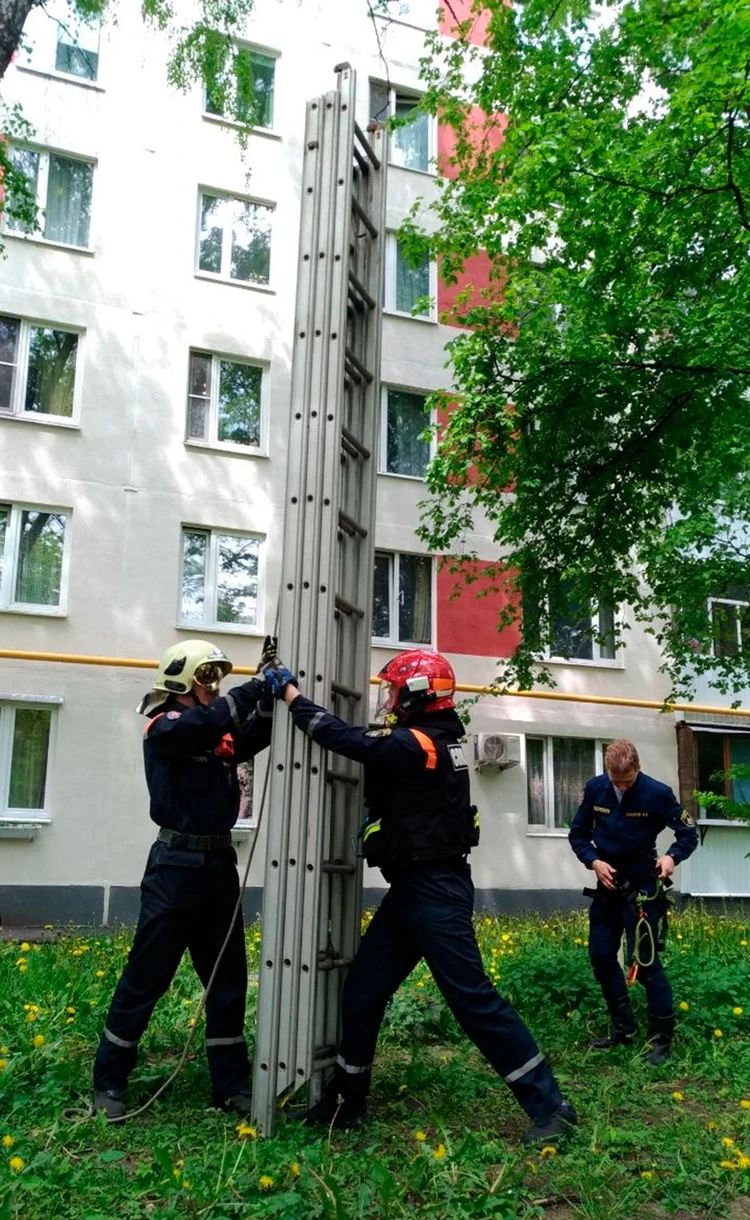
[93,638,275,1120]
[266,649,577,1145]
[568,739,698,1064]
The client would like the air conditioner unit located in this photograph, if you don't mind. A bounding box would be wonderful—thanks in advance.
[473,733,521,770]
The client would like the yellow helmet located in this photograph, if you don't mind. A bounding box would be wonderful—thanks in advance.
[154,639,232,695]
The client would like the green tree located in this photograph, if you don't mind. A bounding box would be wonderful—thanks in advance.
[408,0,750,696]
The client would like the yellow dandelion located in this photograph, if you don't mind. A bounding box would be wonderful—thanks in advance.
[236,1122,257,1140]
[733,1007,743,1016]
[95,970,105,978]
[720,1160,739,1171]
[18,965,27,974]
[398,1083,408,1094]
[714,1029,724,1038]
[740,940,748,947]
[415,1130,427,1142]
[706,1121,718,1131]
[66,1007,76,1015]
[678,1001,689,1011]
[0,1047,7,1055]
[641,1170,653,1180]
[32,1034,45,1048]
[0,1061,7,1072]
[65,1018,74,1025]
[540,1146,557,1159]
[20,942,30,952]
[9,1156,24,1173]
[71,949,83,957]
[259,1174,274,1191]
[736,1154,750,1170]
[182,1179,192,1191]
[501,934,510,942]
[2,1135,14,1148]
[722,1138,735,1148]
[740,1100,750,1110]
[672,1092,684,1102]
[290,1162,300,1177]
[433,1143,447,1161]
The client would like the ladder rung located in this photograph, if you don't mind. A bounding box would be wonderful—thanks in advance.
[317,956,353,972]
[331,681,362,701]
[338,510,368,538]
[341,426,371,459]
[352,143,369,177]
[348,270,376,311]
[313,1045,337,1068]
[326,768,359,786]
[345,347,374,384]
[321,860,357,875]
[347,289,364,314]
[335,593,366,618]
[351,195,378,239]
[354,122,381,171]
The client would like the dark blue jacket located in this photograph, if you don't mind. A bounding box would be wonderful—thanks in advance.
[287,695,476,871]
[568,771,698,880]
[143,681,272,835]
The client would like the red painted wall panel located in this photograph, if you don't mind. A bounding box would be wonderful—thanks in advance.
[438,0,491,46]
[437,563,522,657]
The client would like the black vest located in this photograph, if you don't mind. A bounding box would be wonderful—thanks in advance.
[361,715,478,870]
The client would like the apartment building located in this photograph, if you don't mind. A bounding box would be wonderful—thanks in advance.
[1,0,746,924]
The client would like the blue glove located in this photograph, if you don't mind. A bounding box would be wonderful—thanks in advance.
[263,665,297,699]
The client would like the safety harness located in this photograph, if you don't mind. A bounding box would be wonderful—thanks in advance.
[625,879,673,986]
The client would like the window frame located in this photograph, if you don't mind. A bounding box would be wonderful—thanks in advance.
[201,41,280,133]
[708,596,750,659]
[0,314,83,426]
[384,232,437,321]
[15,0,103,88]
[185,349,269,456]
[0,502,71,616]
[195,187,275,290]
[372,549,435,647]
[379,385,434,479]
[694,727,750,826]
[4,146,96,251]
[525,735,610,834]
[178,525,265,635]
[371,80,436,174]
[545,602,623,668]
[0,696,61,824]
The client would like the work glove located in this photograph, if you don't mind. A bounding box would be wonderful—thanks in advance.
[263,665,297,699]
[257,634,279,674]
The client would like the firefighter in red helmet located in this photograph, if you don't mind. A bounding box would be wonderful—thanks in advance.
[265,649,577,1146]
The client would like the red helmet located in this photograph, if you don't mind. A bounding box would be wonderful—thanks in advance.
[376,649,456,722]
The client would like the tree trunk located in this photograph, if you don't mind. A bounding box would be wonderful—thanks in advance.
[0,0,37,80]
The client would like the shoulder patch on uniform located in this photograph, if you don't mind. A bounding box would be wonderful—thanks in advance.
[166,710,181,720]
[447,743,468,771]
[365,727,392,738]
[680,808,696,826]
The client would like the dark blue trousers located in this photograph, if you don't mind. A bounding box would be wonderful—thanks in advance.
[94,841,250,1101]
[333,861,563,1122]
[588,894,673,1021]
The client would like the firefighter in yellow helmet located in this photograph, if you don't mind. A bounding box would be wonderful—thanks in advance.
[93,637,281,1121]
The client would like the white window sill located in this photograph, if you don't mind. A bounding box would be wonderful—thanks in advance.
[4,231,94,256]
[15,64,104,92]
[1,605,66,618]
[372,638,434,649]
[383,309,437,325]
[0,822,46,839]
[0,693,63,704]
[185,439,268,459]
[526,828,570,837]
[388,160,437,180]
[697,818,748,828]
[378,469,427,482]
[194,272,275,295]
[176,622,266,637]
[232,823,258,838]
[0,411,80,430]
[544,657,625,670]
[202,113,281,141]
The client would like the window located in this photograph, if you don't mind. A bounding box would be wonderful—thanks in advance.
[18,0,101,82]
[0,701,57,822]
[709,594,750,658]
[204,44,276,129]
[0,316,80,420]
[236,759,256,826]
[527,737,608,831]
[0,505,69,612]
[380,388,431,477]
[187,351,266,451]
[550,600,617,663]
[369,81,433,172]
[385,234,433,318]
[180,528,261,630]
[695,731,750,820]
[373,551,432,645]
[197,192,273,286]
[6,147,93,248]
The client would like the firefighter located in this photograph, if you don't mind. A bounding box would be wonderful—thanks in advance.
[264,650,578,1146]
[92,638,276,1121]
[568,739,698,1064]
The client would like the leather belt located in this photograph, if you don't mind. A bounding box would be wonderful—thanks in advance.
[157,828,232,851]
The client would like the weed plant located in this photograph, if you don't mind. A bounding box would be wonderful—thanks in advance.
[0,909,748,1219]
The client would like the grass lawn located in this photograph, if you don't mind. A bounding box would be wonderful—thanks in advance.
[1,908,749,1219]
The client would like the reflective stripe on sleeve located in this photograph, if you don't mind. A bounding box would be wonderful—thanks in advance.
[336,1054,373,1075]
[225,691,242,730]
[408,728,438,770]
[362,819,381,841]
[504,1051,545,1083]
[205,1035,246,1047]
[104,1027,139,1049]
[306,711,326,737]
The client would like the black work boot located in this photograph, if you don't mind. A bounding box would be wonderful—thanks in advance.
[523,1102,578,1147]
[294,1087,367,1130]
[645,1014,675,1066]
[92,1089,126,1121]
[214,1093,253,1116]
[590,997,638,1049]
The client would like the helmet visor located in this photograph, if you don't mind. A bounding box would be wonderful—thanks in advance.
[194,662,226,693]
[376,679,397,720]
